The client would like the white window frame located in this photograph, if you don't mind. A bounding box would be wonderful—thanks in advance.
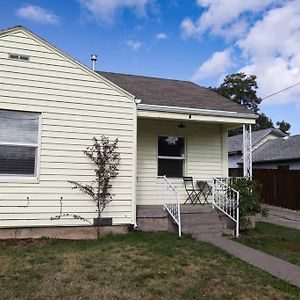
[0,110,42,183]
[157,136,186,178]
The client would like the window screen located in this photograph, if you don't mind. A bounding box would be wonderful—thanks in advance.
[0,110,39,176]
[158,136,185,177]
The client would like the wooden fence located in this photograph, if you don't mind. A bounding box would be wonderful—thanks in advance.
[229,168,300,210]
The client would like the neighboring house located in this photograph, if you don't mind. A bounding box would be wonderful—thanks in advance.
[228,128,286,168]
[0,26,256,236]
[251,135,300,170]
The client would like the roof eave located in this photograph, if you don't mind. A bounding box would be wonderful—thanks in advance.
[137,103,258,120]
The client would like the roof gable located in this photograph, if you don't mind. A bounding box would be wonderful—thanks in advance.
[0,26,134,101]
[228,128,286,153]
[252,135,300,163]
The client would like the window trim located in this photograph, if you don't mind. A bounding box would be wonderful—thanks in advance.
[157,135,186,178]
[0,110,42,183]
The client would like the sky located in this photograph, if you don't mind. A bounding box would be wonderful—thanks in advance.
[0,0,300,134]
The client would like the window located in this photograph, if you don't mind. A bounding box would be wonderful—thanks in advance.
[0,110,40,178]
[158,136,185,177]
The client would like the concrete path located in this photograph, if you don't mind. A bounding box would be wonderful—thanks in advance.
[257,206,300,230]
[195,234,300,288]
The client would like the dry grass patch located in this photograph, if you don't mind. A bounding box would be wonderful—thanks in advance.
[0,232,299,299]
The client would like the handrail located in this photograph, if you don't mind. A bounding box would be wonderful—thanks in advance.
[159,175,181,237]
[213,177,240,237]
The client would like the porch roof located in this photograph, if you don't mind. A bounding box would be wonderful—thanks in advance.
[97,71,257,116]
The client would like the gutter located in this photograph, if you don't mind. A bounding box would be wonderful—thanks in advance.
[137,103,258,120]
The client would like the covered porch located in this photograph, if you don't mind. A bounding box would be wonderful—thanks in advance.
[135,109,255,237]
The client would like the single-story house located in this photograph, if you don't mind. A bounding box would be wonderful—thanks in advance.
[228,128,286,168]
[0,26,257,238]
[251,135,300,170]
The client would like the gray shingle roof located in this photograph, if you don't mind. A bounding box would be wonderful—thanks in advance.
[252,135,300,163]
[97,71,256,115]
[228,128,286,153]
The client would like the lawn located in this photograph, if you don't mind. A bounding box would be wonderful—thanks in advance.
[0,232,299,300]
[238,222,300,267]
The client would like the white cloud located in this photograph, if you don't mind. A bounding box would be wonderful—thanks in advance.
[181,0,276,39]
[126,39,142,51]
[192,49,233,80]
[238,1,300,107]
[156,32,169,40]
[186,0,300,110]
[16,5,60,25]
[78,0,150,23]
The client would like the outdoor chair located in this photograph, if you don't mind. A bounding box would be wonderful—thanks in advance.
[183,177,200,204]
[196,180,213,204]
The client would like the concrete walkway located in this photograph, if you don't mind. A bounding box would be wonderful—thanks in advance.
[257,206,300,230]
[195,234,300,288]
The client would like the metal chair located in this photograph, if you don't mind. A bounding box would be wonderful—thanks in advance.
[196,180,213,204]
[183,177,200,204]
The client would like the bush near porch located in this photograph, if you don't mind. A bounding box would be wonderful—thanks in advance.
[0,232,299,299]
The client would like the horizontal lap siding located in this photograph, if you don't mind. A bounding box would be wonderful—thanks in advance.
[0,31,134,227]
[137,119,223,205]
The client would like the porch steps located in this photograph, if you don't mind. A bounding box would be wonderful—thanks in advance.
[136,204,234,237]
[181,204,232,237]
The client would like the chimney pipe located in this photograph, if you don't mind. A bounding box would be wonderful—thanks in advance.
[91,54,97,71]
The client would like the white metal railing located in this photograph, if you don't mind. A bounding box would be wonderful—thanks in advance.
[159,175,181,237]
[213,177,240,237]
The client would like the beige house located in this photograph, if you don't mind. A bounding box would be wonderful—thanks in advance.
[0,26,256,238]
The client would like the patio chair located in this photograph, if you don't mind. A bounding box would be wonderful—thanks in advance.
[183,177,200,204]
[196,180,213,204]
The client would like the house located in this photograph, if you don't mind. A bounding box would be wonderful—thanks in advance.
[0,26,256,238]
[251,135,300,170]
[228,128,286,168]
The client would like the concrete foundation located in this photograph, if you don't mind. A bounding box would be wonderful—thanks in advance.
[0,225,129,240]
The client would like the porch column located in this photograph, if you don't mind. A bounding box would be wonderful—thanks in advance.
[243,124,252,178]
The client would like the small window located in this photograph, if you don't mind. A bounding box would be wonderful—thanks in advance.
[158,136,185,177]
[0,110,40,177]
[9,54,29,61]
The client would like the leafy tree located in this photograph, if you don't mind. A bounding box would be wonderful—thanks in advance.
[276,120,291,135]
[212,72,261,112]
[253,113,274,131]
[213,72,292,135]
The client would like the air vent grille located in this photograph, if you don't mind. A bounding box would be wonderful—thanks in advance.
[9,54,30,61]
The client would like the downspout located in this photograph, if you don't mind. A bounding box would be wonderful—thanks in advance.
[132,98,141,228]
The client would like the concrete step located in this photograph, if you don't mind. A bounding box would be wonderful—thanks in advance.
[181,213,220,222]
[182,223,223,232]
[180,204,213,214]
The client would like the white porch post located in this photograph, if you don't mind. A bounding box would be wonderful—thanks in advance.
[243,124,252,178]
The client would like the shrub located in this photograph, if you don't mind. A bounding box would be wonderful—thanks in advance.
[231,178,268,230]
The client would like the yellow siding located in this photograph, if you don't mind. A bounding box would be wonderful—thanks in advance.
[137,119,226,205]
[0,29,135,227]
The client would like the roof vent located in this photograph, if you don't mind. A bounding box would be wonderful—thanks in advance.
[91,54,97,71]
[9,53,29,61]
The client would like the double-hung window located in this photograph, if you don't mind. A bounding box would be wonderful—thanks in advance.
[158,136,185,178]
[0,109,40,179]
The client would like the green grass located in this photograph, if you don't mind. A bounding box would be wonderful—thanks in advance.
[238,222,300,267]
[0,232,299,299]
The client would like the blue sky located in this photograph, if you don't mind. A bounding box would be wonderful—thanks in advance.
[0,0,299,134]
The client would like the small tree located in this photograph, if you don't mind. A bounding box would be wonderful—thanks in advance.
[69,136,120,238]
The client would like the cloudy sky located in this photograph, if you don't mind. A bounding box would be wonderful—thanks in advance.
[1,0,300,133]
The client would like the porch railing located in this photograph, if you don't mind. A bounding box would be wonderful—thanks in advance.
[213,177,240,237]
[159,175,181,237]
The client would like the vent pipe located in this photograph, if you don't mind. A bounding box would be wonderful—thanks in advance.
[91,54,97,71]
